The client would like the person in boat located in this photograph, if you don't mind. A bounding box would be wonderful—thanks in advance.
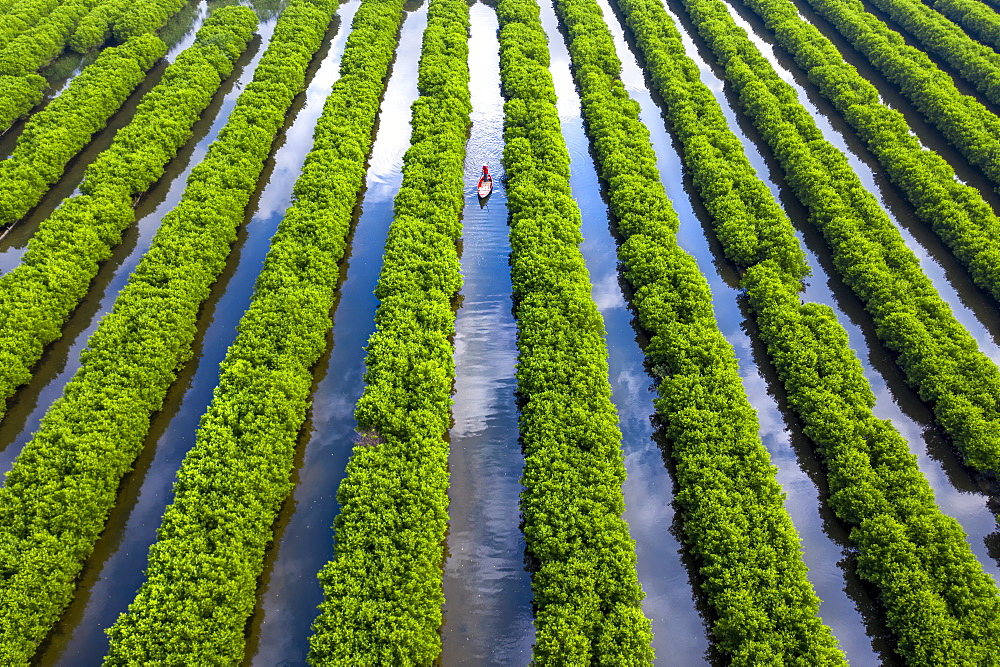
[481,164,491,183]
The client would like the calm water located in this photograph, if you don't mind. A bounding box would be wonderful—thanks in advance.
[30,4,362,662]
[440,4,534,664]
[3,0,999,661]
[244,4,428,664]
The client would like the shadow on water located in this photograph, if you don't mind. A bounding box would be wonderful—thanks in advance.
[0,1,220,244]
[29,7,360,664]
[750,0,1000,214]
[651,0,1000,647]
[539,0,735,661]
[0,28,265,480]
[851,0,1000,121]
[719,0,1000,358]
[243,4,428,664]
[439,4,533,665]
[700,0,1000,570]
[568,0,920,659]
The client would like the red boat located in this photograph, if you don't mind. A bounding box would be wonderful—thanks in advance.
[477,164,493,199]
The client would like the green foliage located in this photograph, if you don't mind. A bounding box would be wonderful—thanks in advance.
[0,0,105,132]
[714,0,1000,474]
[0,0,96,76]
[70,0,131,52]
[307,0,465,662]
[733,0,1000,307]
[0,10,259,663]
[552,0,843,661]
[863,0,1000,107]
[496,0,656,662]
[801,0,1000,190]
[933,0,1000,51]
[673,0,1000,660]
[0,34,166,228]
[101,0,407,663]
[113,0,189,41]
[0,73,46,130]
[0,8,255,425]
[0,0,62,52]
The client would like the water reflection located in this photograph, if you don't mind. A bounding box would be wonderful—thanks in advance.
[30,7,358,663]
[245,4,427,663]
[440,4,533,664]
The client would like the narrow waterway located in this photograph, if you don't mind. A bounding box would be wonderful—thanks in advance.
[855,0,1000,119]
[717,0,1000,354]
[0,19,272,480]
[736,0,1000,215]
[720,0,1000,361]
[32,6,361,664]
[243,4,428,663]
[542,0,757,660]
[440,4,533,664]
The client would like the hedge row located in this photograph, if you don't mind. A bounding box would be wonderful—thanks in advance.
[864,0,1000,106]
[71,0,131,52]
[113,0,188,41]
[0,5,302,663]
[0,9,256,421]
[0,0,123,134]
[612,0,1000,661]
[0,33,165,227]
[0,0,96,76]
[930,0,1000,53]
[800,0,1000,187]
[495,0,656,662]
[0,74,46,132]
[0,0,60,51]
[733,0,1000,328]
[104,0,408,663]
[0,0,192,133]
[552,0,846,661]
[738,0,1000,474]
[308,0,468,662]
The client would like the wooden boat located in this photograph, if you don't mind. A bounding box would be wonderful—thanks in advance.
[477,164,493,199]
[477,175,493,199]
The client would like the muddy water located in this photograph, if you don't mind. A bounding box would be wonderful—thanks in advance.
[439,5,534,665]
[30,7,361,665]
[713,0,1000,579]
[242,5,427,664]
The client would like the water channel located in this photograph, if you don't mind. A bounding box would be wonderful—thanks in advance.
[3,0,1000,661]
[244,3,427,662]
[29,2,362,661]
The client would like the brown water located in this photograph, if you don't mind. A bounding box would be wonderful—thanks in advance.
[29,6,361,663]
